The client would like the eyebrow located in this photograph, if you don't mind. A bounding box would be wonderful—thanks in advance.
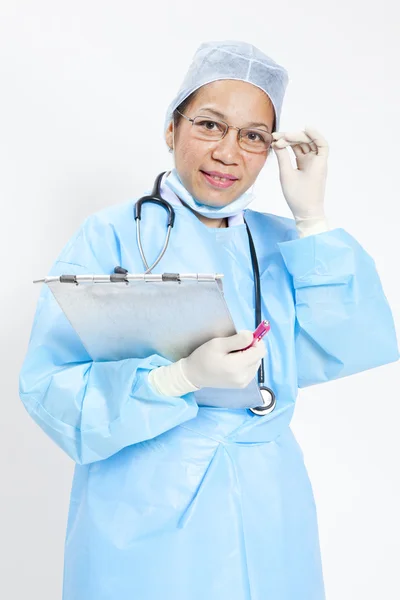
[197,106,271,132]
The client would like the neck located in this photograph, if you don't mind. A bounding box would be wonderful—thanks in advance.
[173,193,229,228]
[192,212,228,229]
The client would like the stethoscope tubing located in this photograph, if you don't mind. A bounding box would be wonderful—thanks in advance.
[136,219,173,274]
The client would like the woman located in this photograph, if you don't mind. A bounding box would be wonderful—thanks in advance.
[19,40,399,600]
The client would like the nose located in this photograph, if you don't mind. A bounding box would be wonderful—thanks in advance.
[211,128,241,164]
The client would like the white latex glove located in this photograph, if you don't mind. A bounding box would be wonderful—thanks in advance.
[148,331,266,397]
[271,127,330,237]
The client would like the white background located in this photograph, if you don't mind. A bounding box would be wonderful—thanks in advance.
[1,1,399,598]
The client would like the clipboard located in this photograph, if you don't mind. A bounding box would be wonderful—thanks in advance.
[34,271,264,410]
[36,272,237,361]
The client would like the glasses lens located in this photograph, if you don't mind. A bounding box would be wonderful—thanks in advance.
[239,129,272,153]
[192,117,226,140]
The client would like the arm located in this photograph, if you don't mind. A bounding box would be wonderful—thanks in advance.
[19,215,198,465]
[277,227,399,387]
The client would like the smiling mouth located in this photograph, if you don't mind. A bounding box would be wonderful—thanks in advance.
[201,170,238,181]
[200,171,238,189]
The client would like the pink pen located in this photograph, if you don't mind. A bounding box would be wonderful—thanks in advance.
[232,320,271,352]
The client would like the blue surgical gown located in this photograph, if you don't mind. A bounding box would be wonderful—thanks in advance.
[19,198,399,600]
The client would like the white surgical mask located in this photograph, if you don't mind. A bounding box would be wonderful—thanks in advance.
[164,168,256,219]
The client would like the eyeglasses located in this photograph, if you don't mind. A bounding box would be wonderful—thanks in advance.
[175,109,273,154]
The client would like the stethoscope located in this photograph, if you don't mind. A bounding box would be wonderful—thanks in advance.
[115,172,276,416]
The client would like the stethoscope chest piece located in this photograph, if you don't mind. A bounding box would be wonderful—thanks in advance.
[249,386,276,416]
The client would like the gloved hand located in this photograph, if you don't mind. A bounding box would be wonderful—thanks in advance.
[271,127,330,237]
[148,331,266,397]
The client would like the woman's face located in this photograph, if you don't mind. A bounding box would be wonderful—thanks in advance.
[165,80,275,207]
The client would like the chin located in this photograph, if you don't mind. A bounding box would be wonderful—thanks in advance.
[195,191,234,208]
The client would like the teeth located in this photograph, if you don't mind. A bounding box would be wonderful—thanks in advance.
[209,174,228,181]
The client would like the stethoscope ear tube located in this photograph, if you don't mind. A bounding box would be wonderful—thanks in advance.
[134,172,175,227]
[134,172,176,273]
[135,197,176,228]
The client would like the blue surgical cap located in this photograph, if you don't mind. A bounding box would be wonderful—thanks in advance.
[164,40,289,136]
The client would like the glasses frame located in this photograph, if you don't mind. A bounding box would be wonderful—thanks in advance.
[175,109,272,154]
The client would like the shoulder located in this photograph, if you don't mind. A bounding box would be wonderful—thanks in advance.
[77,199,136,242]
[54,200,135,269]
[84,200,134,230]
[243,208,299,243]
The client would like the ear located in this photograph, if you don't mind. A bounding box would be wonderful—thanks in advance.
[165,120,174,151]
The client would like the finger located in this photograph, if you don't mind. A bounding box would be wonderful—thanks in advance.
[229,345,263,370]
[228,352,258,372]
[303,126,329,156]
[272,131,285,141]
[238,342,266,366]
[271,142,295,175]
[302,131,318,152]
[231,340,264,360]
[274,131,310,145]
[272,138,317,155]
[271,138,291,149]
[299,143,312,154]
[246,339,266,355]
[291,144,307,159]
[272,138,312,153]
[222,330,254,353]
[253,341,267,360]
[273,129,328,155]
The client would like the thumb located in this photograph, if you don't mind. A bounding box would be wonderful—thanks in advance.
[272,143,294,179]
[221,330,254,353]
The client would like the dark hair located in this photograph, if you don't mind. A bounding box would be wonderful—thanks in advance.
[173,89,200,129]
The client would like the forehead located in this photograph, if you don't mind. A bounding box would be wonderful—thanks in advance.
[189,79,274,122]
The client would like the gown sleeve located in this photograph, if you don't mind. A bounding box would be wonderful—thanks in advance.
[19,213,198,465]
[277,227,400,388]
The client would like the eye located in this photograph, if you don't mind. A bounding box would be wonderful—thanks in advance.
[193,117,225,139]
[244,130,268,143]
[198,120,219,130]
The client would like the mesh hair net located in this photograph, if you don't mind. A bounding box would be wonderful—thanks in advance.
[164,40,289,136]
